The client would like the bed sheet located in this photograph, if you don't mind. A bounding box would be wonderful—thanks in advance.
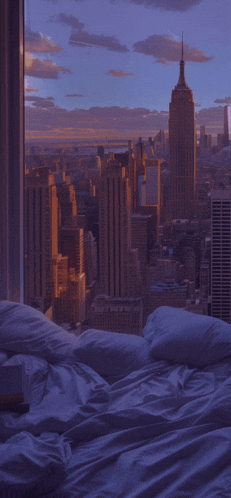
[1,353,231,497]
[1,304,231,496]
[55,360,231,497]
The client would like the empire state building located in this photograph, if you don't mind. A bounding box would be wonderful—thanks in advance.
[169,38,196,220]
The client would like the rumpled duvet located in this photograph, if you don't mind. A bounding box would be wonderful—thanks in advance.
[1,302,231,497]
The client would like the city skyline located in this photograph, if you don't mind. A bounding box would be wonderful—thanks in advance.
[25,0,231,140]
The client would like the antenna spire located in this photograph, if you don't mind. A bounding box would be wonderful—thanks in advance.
[181,32,184,61]
[178,32,186,86]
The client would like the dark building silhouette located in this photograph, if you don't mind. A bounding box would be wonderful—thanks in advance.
[169,36,196,220]
[97,145,104,158]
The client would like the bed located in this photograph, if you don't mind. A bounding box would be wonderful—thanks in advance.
[1,301,231,497]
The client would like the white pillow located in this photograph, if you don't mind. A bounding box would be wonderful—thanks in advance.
[0,302,153,381]
[0,301,79,363]
[143,306,231,366]
[74,328,153,383]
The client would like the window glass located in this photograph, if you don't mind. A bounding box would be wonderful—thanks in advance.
[24,0,230,326]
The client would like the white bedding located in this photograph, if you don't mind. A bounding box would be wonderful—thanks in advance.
[1,302,231,497]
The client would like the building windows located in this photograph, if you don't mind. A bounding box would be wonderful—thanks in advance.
[211,191,231,323]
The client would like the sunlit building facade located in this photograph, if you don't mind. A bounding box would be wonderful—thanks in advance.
[24,166,59,310]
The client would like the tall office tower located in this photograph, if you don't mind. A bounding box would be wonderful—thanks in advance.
[143,159,161,208]
[53,269,86,325]
[200,126,207,149]
[131,215,154,266]
[128,141,137,213]
[99,158,137,297]
[56,184,77,228]
[53,255,69,298]
[59,227,84,275]
[54,228,86,324]
[131,214,154,285]
[169,37,196,220]
[136,137,144,171]
[224,105,231,146]
[199,126,211,150]
[211,190,231,323]
[84,231,97,286]
[24,166,59,310]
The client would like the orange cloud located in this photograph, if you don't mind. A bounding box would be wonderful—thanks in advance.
[25,52,70,79]
[25,28,62,54]
[25,88,39,92]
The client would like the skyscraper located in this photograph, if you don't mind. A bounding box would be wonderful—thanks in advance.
[169,36,196,220]
[98,157,141,298]
[59,227,84,275]
[211,190,231,323]
[99,158,132,297]
[224,105,231,146]
[24,166,59,310]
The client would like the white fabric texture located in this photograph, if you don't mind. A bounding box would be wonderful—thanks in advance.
[0,301,82,363]
[0,431,71,493]
[73,328,153,383]
[143,305,231,366]
[1,303,231,497]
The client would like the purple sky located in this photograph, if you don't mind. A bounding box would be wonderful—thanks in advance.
[25,0,231,140]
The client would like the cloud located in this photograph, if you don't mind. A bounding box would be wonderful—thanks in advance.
[45,0,202,12]
[69,30,129,52]
[214,97,231,104]
[195,103,201,107]
[25,104,226,139]
[49,12,128,52]
[25,105,168,136]
[25,52,71,79]
[66,94,84,97]
[114,0,202,11]
[107,69,134,77]
[133,34,213,64]
[49,13,84,30]
[25,96,56,108]
[25,88,39,92]
[25,28,62,53]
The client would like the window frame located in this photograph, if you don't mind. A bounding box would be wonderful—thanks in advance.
[0,0,24,302]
